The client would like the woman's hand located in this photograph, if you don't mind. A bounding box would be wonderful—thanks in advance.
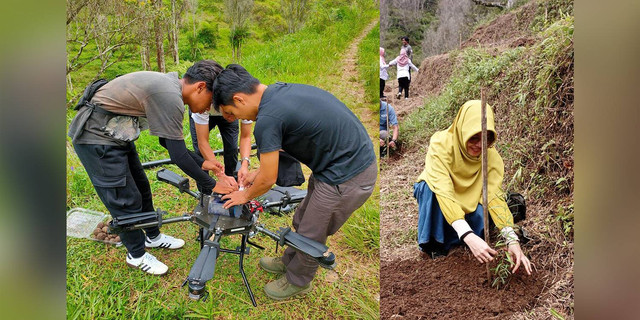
[507,242,533,275]
[463,233,498,264]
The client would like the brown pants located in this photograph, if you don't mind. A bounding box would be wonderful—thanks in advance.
[281,162,377,286]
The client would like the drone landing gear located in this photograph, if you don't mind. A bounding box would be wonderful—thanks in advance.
[189,229,264,306]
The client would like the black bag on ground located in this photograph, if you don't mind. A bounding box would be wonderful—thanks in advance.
[506,192,526,223]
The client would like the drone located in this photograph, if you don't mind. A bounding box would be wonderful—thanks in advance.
[108,168,335,306]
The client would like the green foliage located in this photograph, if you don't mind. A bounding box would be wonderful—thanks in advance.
[357,23,380,107]
[341,200,380,258]
[198,21,220,49]
[490,240,514,289]
[553,203,574,238]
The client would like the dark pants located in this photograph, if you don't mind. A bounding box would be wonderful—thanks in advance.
[189,113,239,176]
[281,162,377,286]
[74,143,160,258]
[398,77,410,98]
[380,78,386,97]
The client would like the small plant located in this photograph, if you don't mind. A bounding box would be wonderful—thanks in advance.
[554,203,574,237]
[490,240,514,289]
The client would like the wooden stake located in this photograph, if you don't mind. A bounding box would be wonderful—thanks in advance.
[386,100,390,158]
[481,89,491,283]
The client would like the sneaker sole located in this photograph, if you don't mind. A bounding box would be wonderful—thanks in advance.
[264,285,312,301]
[126,262,167,276]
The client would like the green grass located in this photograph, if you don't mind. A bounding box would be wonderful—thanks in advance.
[357,22,380,109]
[66,1,380,318]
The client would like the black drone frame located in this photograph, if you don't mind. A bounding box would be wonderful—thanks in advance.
[108,168,335,306]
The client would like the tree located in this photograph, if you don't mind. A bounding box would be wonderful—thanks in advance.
[152,0,166,72]
[66,0,139,104]
[167,0,188,65]
[280,0,309,34]
[224,0,254,62]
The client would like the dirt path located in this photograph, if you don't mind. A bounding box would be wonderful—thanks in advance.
[332,19,379,132]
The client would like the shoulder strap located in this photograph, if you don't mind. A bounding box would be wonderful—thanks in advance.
[74,78,109,110]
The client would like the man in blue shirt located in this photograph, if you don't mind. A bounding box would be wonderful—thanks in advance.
[380,98,399,154]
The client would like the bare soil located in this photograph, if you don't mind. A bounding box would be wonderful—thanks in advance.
[462,2,538,50]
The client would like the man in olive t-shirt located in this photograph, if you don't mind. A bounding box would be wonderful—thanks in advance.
[211,64,377,300]
[68,60,236,276]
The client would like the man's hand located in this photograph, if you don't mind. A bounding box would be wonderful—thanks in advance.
[215,173,239,191]
[389,140,397,149]
[202,159,224,174]
[379,138,385,147]
[237,165,249,188]
[507,242,533,275]
[463,233,498,264]
[239,170,259,188]
[221,190,250,209]
[212,181,235,194]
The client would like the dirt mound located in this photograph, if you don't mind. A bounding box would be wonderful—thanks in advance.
[462,2,538,50]
[380,213,573,320]
[412,53,454,99]
[381,251,545,319]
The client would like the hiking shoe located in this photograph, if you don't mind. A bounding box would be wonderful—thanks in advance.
[259,256,286,274]
[264,276,312,301]
[126,252,168,275]
[396,92,402,99]
[145,233,185,249]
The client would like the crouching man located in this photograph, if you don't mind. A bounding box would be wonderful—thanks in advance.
[68,60,236,276]
[213,64,377,300]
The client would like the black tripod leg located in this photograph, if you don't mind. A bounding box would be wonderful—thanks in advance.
[239,234,257,307]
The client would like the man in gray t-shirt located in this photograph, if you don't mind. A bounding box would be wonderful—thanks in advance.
[211,64,377,301]
[68,60,236,276]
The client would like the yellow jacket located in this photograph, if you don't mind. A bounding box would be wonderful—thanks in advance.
[417,100,513,230]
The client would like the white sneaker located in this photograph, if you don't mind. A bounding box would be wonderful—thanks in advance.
[396,92,402,99]
[145,233,185,249]
[126,252,168,275]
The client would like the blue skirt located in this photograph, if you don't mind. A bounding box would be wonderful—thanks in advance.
[414,181,490,254]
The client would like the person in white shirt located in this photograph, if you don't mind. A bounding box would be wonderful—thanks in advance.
[387,48,419,100]
[189,109,254,188]
[380,47,389,98]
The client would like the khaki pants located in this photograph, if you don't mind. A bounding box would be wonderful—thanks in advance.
[281,162,377,286]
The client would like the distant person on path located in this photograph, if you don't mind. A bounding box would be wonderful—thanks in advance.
[380,47,389,98]
[414,100,533,275]
[401,36,414,89]
[68,60,236,276]
[401,36,413,61]
[212,64,377,301]
[380,98,399,155]
[388,48,418,100]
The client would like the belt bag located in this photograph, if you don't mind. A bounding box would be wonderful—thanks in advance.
[88,102,144,142]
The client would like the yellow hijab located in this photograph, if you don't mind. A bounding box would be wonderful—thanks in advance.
[417,100,505,214]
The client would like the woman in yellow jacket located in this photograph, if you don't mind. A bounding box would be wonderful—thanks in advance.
[414,100,532,275]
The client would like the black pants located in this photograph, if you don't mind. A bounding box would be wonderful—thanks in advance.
[74,142,160,258]
[380,78,386,97]
[189,113,239,176]
[398,77,410,98]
